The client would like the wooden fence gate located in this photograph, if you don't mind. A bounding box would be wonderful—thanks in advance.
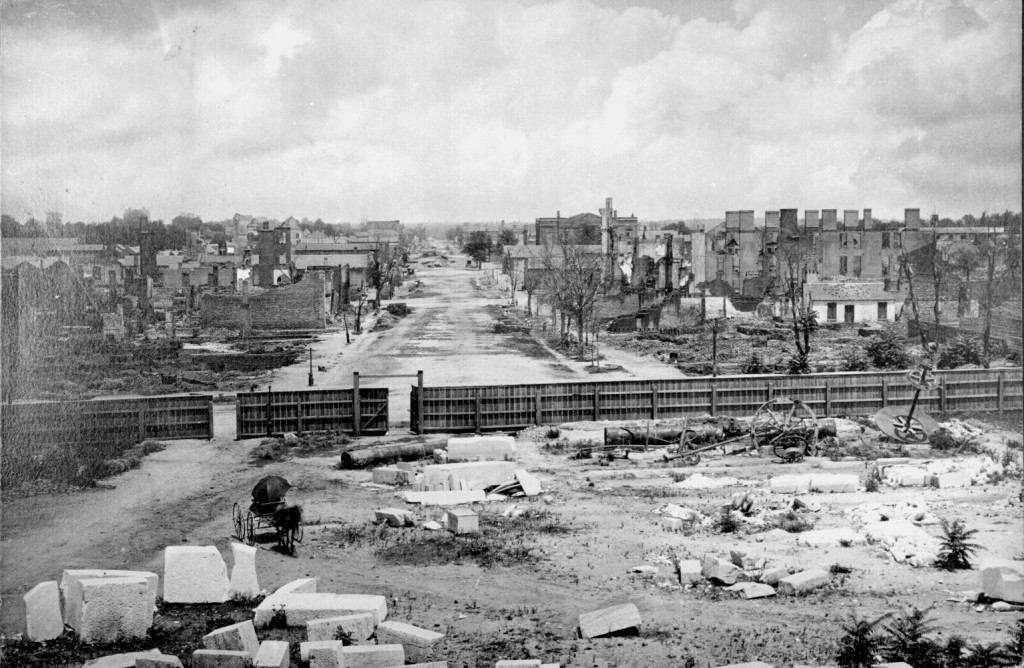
[235,384,389,439]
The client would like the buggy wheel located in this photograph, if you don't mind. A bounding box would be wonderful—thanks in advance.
[232,502,243,540]
[293,521,303,544]
[245,511,256,546]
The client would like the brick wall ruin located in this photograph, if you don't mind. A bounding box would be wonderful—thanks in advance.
[200,272,326,331]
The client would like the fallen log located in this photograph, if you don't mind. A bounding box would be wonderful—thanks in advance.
[340,443,431,469]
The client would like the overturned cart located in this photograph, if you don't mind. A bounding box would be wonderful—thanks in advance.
[602,397,835,464]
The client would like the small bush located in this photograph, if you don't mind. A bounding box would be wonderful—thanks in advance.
[139,439,167,455]
[935,518,983,570]
[544,426,560,439]
[864,466,882,492]
[841,347,869,371]
[741,352,769,374]
[881,607,942,668]
[787,352,812,375]
[714,507,741,534]
[772,510,814,533]
[836,613,887,668]
[963,641,1016,668]
[866,327,910,368]
[938,336,983,369]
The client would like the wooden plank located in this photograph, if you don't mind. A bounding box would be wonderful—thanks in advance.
[593,389,600,421]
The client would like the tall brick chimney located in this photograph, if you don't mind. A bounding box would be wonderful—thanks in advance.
[600,198,612,257]
[905,208,921,230]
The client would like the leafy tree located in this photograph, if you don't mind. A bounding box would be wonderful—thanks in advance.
[462,231,493,267]
[366,241,403,309]
[935,518,983,570]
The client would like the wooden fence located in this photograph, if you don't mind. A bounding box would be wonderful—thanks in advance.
[235,387,389,439]
[411,367,1023,433]
[2,394,214,482]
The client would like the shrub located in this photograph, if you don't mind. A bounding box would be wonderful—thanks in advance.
[938,336,982,369]
[963,641,1016,668]
[741,352,769,374]
[841,347,869,372]
[787,352,812,375]
[935,518,983,570]
[864,466,882,493]
[836,613,887,668]
[882,607,943,668]
[772,510,814,533]
[714,507,741,534]
[866,327,910,368]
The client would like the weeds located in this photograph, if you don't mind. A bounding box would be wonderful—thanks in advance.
[864,466,882,493]
[544,426,561,439]
[250,431,352,463]
[266,605,288,629]
[714,507,741,534]
[772,510,815,533]
[935,518,983,570]
[836,612,888,668]
[881,606,940,668]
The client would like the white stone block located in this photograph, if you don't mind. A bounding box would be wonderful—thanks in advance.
[677,559,703,585]
[163,546,229,603]
[932,471,973,488]
[445,508,479,534]
[714,663,774,668]
[254,640,290,668]
[798,528,867,548]
[981,559,1024,603]
[422,461,514,489]
[375,508,415,527]
[760,567,789,586]
[578,603,642,638]
[701,555,742,585]
[777,569,830,595]
[375,621,445,662]
[883,465,928,487]
[743,583,776,599]
[191,649,252,668]
[301,641,342,662]
[373,467,414,485]
[514,469,542,496]
[770,475,811,494]
[309,641,344,668]
[135,654,185,668]
[254,593,387,627]
[400,490,487,506]
[809,474,859,493]
[202,620,260,656]
[24,581,63,641]
[661,517,684,532]
[306,612,377,641]
[274,577,317,596]
[340,643,405,668]
[495,662,542,668]
[60,569,158,636]
[228,543,260,599]
[73,576,153,642]
[81,650,161,668]
[446,435,515,461]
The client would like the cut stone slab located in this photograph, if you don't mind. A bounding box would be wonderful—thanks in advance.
[373,467,414,485]
[228,542,260,599]
[661,517,684,532]
[163,546,229,603]
[760,567,789,586]
[702,555,742,585]
[302,641,342,662]
[254,640,290,668]
[446,435,515,461]
[742,583,777,599]
[421,461,515,490]
[375,621,445,662]
[874,663,914,668]
[883,466,928,487]
[202,620,260,656]
[678,559,702,586]
[375,508,415,527]
[578,603,642,638]
[274,577,317,596]
[72,575,153,642]
[339,643,405,668]
[777,569,830,595]
[423,521,443,531]
[254,593,388,627]
[60,569,158,637]
[798,528,867,548]
[135,654,185,668]
[809,474,859,493]
[401,490,486,506]
[495,662,542,667]
[309,641,344,668]
[386,663,448,668]
[24,580,63,641]
[514,469,542,496]
[306,612,377,641]
[715,663,774,668]
[445,507,479,534]
[929,471,973,488]
[769,475,811,494]
[191,649,252,668]
[81,649,161,667]
[981,559,1024,603]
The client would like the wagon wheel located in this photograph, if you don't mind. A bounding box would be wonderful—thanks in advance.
[232,502,244,540]
[752,398,819,453]
[680,452,701,467]
[773,434,810,463]
[245,511,256,546]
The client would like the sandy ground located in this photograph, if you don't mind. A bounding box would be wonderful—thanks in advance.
[2,255,1021,666]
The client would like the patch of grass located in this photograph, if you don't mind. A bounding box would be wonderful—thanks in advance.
[250,431,352,463]
[772,510,815,533]
[601,485,682,499]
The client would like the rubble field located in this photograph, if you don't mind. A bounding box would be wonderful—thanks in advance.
[2,411,1022,667]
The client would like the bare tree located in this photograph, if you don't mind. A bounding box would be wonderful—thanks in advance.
[538,241,606,354]
[777,239,817,374]
[366,239,402,311]
[976,212,1022,364]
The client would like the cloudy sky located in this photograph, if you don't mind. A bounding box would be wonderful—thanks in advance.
[2,0,1020,224]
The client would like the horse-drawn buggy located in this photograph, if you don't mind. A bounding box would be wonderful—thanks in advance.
[232,475,304,555]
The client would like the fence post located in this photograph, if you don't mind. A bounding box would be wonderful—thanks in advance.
[938,378,947,413]
[997,372,1004,413]
[474,389,482,433]
[138,404,146,442]
[265,386,273,437]
[352,373,361,437]
[651,387,659,420]
[296,397,303,435]
[208,400,214,440]
[710,382,718,416]
[824,382,831,417]
[766,382,773,403]
[593,389,600,421]
[417,370,425,435]
[534,388,542,426]
[881,380,888,408]
[235,397,241,441]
